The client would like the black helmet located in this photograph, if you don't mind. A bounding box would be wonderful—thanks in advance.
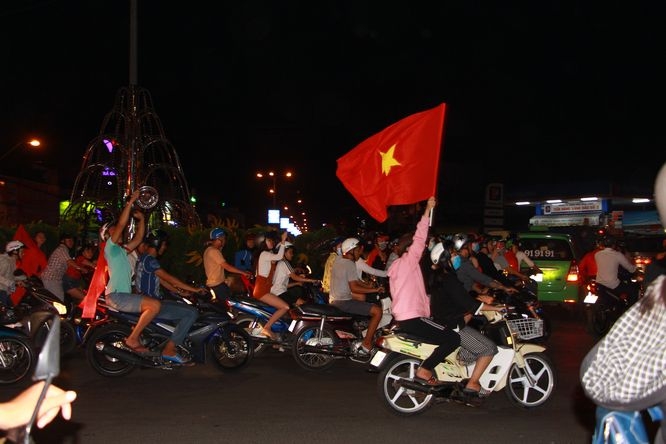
[145,229,168,249]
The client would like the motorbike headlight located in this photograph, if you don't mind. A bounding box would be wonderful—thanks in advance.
[53,301,67,315]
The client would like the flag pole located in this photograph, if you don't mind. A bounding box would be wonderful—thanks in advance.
[430,102,446,228]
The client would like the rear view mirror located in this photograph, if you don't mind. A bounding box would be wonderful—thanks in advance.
[20,315,61,443]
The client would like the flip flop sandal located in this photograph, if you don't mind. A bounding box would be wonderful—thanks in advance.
[413,375,446,387]
[123,341,151,354]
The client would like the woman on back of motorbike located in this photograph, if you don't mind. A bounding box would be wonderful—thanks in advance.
[387,197,460,386]
[428,239,504,403]
[252,230,290,339]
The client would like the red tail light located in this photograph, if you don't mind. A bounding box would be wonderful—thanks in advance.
[567,262,579,283]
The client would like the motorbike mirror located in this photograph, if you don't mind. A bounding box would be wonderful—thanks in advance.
[21,315,61,444]
[34,315,60,381]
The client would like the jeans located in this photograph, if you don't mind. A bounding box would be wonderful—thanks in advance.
[156,300,199,346]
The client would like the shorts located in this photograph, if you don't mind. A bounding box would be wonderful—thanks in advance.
[106,292,143,313]
[208,282,231,301]
[330,299,374,316]
[277,286,306,306]
[62,275,82,292]
[42,279,65,302]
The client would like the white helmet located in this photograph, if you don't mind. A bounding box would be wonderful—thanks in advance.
[6,240,25,254]
[341,238,360,255]
[452,233,469,251]
[430,242,445,264]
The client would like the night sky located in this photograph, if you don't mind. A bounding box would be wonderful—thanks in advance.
[1,1,664,229]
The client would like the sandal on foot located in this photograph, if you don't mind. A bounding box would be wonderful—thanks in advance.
[123,341,150,354]
[413,375,446,387]
[161,353,191,364]
[462,387,481,397]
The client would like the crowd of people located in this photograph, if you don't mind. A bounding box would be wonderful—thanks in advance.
[1,163,665,439]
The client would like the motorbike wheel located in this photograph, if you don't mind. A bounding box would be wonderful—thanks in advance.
[32,317,78,357]
[505,352,556,408]
[291,326,337,371]
[209,323,254,372]
[234,315,268,355]
[586,304,613,337]
[86,323,137,377]
[0,335,35,384]
[376,354,434,416]
[59,320,78,356]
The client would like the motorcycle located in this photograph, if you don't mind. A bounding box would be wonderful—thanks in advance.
[0,324,35,384]
[229,281,327,354]
[483,279,551,341]
[85,291,254,377]
[583,278,640,337]
[369,306,556,416]
[2,274,78,357]
[288,296,393,371]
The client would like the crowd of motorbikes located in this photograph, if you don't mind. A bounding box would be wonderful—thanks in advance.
[6,245,654,437]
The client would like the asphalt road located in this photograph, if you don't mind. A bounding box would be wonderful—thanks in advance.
[1,306,612,444]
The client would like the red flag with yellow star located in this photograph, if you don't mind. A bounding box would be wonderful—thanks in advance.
[336,103,446,222]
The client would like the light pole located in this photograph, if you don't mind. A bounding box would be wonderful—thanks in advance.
[256,170,292,209]
[0,139,41,163]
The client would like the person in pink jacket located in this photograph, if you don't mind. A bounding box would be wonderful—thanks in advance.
[387,196,460,386]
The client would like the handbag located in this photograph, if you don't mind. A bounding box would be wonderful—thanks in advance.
[592,406,663,444]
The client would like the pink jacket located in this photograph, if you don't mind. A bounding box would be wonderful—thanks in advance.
[387,215,430,321]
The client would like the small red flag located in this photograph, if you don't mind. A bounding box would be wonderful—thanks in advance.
[336,103,446,222]
[80,242,108,318]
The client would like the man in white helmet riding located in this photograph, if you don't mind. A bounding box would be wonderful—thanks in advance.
[0,240,26,308]
[329,237,384,357]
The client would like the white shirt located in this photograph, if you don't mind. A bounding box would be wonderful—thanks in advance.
[356,257,387,280]
[594,247,636,289]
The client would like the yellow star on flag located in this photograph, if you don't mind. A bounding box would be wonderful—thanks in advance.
[380,144,402,175]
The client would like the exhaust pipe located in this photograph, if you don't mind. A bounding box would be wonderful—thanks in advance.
[96,342,155,366]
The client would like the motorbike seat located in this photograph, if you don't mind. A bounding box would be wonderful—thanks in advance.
[296,303,352,318]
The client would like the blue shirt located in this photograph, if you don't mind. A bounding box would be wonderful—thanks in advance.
[136,253,162,299]
[105,239,132,294]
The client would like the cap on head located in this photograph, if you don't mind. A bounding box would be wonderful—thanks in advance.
[6,240,25,254]
[341,238,360,255]
[210,227,226,240]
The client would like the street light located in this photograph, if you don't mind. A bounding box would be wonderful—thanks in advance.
[0,139,41,163]
[256,170,293,209]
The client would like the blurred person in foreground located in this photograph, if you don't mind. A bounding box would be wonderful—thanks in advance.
[580,161,666,444]
[0,382,77,432]
[387,197,460,385]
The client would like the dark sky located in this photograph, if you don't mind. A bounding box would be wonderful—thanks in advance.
[1,1,664,229]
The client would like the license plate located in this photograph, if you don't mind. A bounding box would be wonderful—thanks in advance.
[370,350,387,367]
[288,320,296,332]
[583,292,598,304]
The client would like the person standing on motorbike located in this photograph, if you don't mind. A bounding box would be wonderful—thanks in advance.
[135,230,206,364]
[103,190,161,354]
[428,240,503,401]
[252,230,290,339]
[329,237,385,357]
[387,197,461,385]
[594,235,638,303]
[203,227,252,302]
